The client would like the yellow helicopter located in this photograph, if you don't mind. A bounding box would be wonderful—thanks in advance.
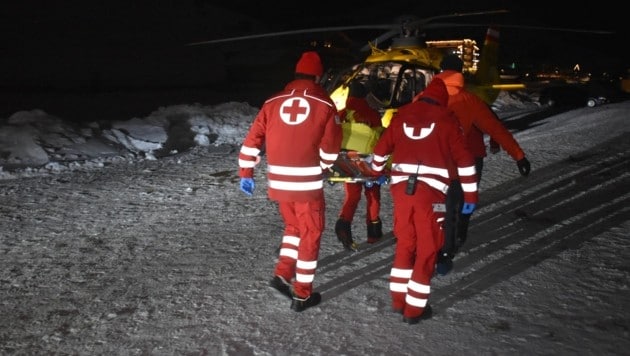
[188,9,613,126]
[321,19,512,128]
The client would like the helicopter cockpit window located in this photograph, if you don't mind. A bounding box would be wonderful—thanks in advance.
[398,68,424,105]
[389,65,433,107]
[355,62,433,110]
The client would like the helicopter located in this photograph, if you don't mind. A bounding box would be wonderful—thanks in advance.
[188,9,614,126]
[319,18,511,128]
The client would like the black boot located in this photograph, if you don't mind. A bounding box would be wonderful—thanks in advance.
[435,252,453,276]
[367,218,383,243]
[269,276,293,299]
[335,219,357,251]
[291,292,322,312]
[402,305,433,324]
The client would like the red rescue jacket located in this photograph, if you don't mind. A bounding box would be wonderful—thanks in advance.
[372,78,478,204]
[340,96,381,128]
[238,79,342,202]
[434,70,525,161]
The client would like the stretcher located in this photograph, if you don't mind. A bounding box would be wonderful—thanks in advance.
[325,150,387,187]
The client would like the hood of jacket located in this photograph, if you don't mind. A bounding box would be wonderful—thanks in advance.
[416,77,449,107]
[434,70,465,97]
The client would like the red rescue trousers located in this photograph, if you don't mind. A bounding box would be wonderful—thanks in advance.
[388,181,445,319]
[338,182,381,224]
[274,199,325,298]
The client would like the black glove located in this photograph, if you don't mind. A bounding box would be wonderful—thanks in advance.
[517,158,531,176]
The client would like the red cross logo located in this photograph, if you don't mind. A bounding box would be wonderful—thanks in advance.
[403,122,434,140]
[280,97,310,125]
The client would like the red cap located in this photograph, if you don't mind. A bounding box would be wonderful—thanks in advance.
[295,51,323,77]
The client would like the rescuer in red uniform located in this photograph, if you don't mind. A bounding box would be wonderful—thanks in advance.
[238,51,342,312]
[432,54,531,274]
[371,78,478,323]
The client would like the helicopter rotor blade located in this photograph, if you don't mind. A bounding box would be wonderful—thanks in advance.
[186,24,394,46]
[488,24,613,34]
[186,9,510,47]
[358,9,510,52]
[411,9,509,26]
[425,22,614,34]
[185,8,610,50]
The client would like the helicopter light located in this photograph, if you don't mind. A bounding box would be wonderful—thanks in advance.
[426,39,478,74]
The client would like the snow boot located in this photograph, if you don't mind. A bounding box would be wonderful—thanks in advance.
[290,292,322,312]
[367,218,383,243]
[269,276,292,299]
[335,218,357,251]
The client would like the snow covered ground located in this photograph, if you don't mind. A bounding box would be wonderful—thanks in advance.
[0,91,629,355]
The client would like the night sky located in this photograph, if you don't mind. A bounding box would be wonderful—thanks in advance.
[1,1,627,96]
[216,0,627,65]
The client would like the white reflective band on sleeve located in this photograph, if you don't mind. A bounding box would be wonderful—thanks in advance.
[320,148,338,162]
[268,180,323,191]
[389,281,408,293]
[372,154,388,164]
[371,164,384,172]
[321,161,333,169]
[240,146,260,156]
[296,259,317,270]
[279,248,298,260]
[408,280,431,294]
[390,267,413,279]
[458,165,476,177]
[268,165,322,176]
[238,159,256,168]
[282,235,300,246]
[461,181,478,193]
[295,272,315,283]
[405,294,428,308]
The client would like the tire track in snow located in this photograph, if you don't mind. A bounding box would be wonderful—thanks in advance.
[431,133,630,308]
[316,133,630,308]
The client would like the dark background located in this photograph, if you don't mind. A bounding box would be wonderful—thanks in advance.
[1,1,627,120]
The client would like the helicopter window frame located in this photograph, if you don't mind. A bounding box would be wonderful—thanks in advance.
[352,62,434,109]
[390,63,432,107]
